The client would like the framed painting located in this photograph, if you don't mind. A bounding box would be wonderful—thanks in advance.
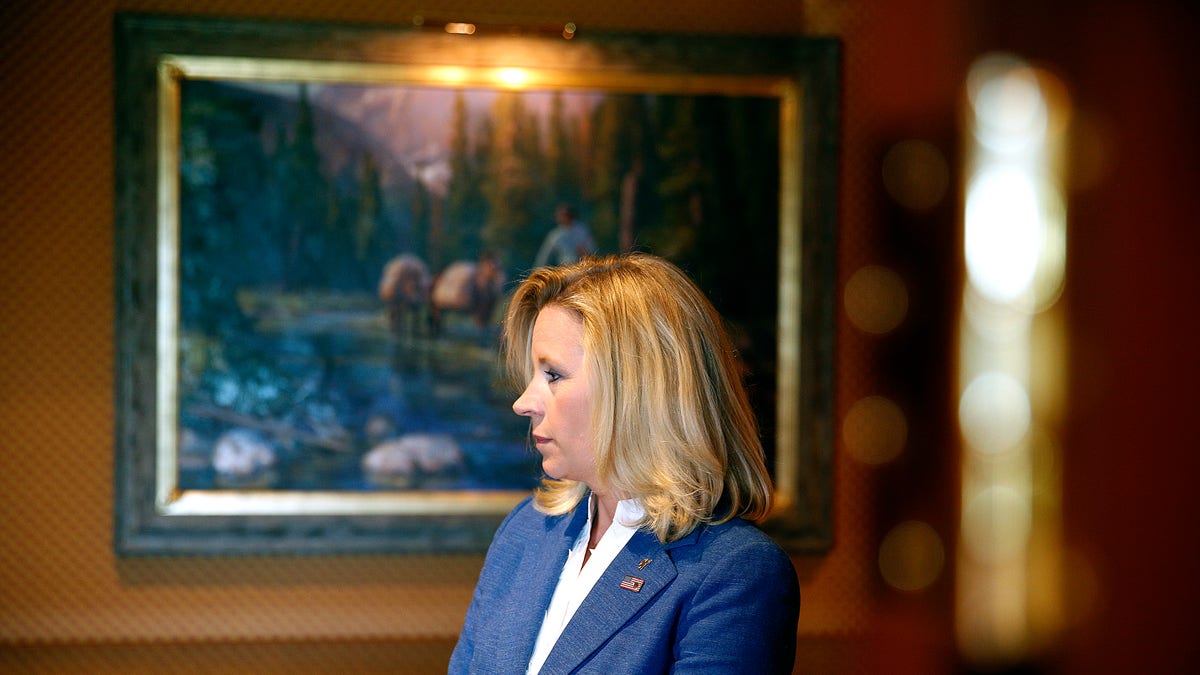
[113,13,839,555]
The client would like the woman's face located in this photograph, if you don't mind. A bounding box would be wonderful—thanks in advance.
[512,304,597,487]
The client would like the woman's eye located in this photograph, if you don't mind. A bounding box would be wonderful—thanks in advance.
[544,369,562,383]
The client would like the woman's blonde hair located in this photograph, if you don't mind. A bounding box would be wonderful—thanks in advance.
[503,253,773,543]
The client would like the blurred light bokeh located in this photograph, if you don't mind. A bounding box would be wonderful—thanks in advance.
[957,52,1070,670]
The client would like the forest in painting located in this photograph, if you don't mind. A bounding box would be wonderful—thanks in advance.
[175,77,780,493]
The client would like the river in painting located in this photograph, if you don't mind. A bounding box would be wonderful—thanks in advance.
[174,286,538,492]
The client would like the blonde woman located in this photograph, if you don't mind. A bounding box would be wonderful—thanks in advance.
[451,253,799,674]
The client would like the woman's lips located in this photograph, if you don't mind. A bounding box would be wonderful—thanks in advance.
[532,435,551,445]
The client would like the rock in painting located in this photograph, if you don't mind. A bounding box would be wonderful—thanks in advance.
[212,428,279,486]
[361,433,464,487]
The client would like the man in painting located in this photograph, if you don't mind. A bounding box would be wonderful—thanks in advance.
[534,203,597,269]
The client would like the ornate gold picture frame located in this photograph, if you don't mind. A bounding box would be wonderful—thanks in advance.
[114,13,839,554]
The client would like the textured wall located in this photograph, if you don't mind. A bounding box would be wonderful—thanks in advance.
[0,0,968,671]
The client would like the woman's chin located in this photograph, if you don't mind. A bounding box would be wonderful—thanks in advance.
[539,461,570,482]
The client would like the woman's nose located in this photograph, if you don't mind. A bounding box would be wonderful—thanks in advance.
[513,382,540,417]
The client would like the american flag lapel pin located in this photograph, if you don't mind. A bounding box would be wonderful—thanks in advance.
[619,575,645,593]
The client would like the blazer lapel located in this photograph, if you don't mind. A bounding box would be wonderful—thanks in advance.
[538,529,683,672]
[485,504,590,668]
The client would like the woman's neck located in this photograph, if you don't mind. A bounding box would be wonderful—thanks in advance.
[584,490,620,566]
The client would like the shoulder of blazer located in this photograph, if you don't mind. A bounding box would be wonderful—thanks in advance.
[492,495,588,544]
[479,495,590,573]
[666,517,793,574]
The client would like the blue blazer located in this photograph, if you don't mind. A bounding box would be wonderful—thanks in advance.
[450,496,800,674]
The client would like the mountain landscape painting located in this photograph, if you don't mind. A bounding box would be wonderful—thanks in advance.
[173,76,781,495]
